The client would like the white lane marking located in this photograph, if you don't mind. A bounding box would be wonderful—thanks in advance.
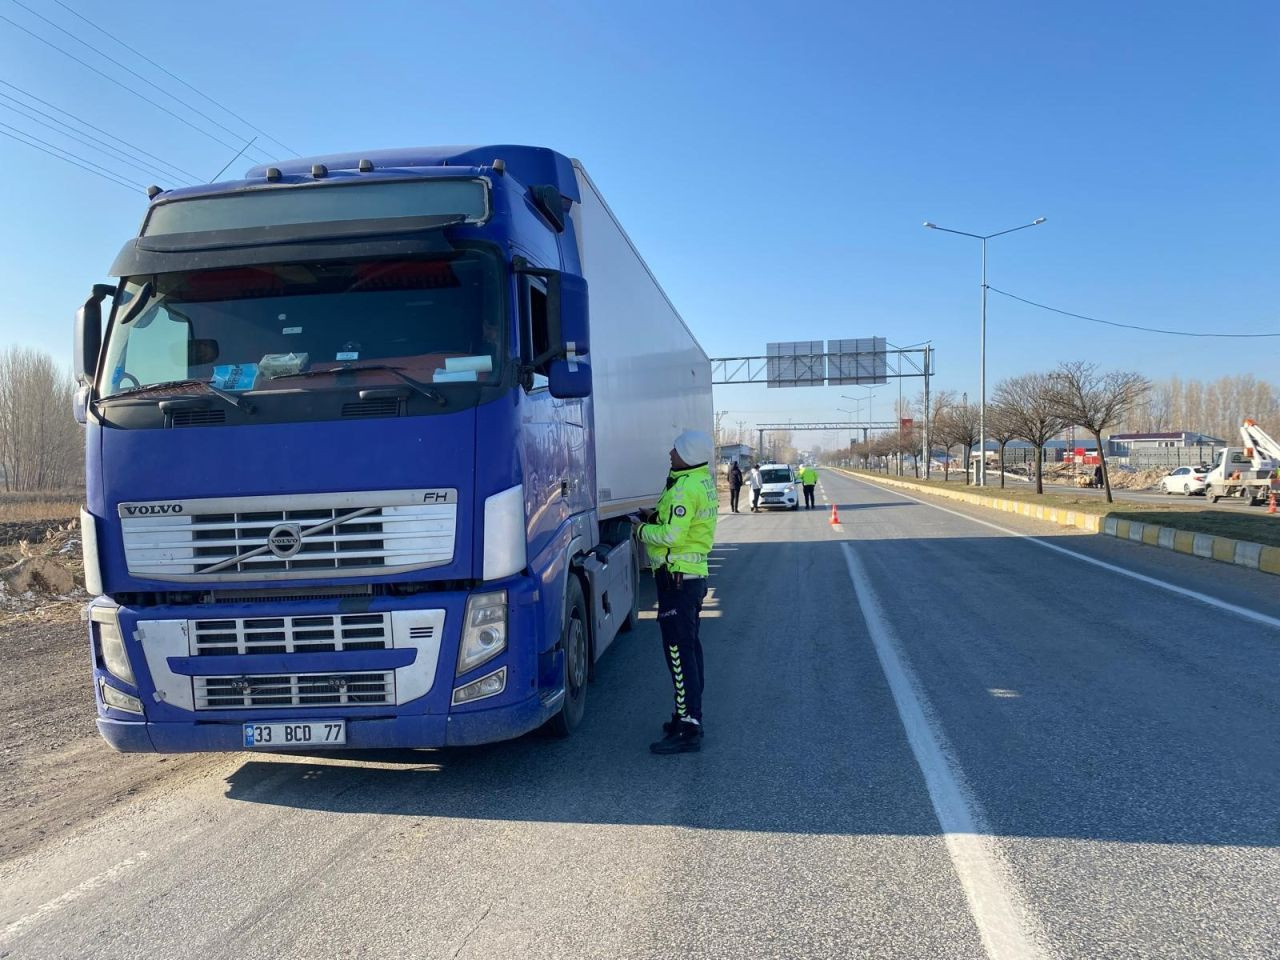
[1,852,150,942]
[841,542,1053,960]
[847,475,1280,631]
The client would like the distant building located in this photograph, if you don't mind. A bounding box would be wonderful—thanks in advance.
[1106,431,1226,455]
[716,443,754,465]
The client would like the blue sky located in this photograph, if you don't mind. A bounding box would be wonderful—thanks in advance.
[1,0,1276,448]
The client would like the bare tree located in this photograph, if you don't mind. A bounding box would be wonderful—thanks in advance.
[938,401,980,484]
[993,373,1070,495]
[0,348,84,492]
[924,389,956,480]
[986,403,1020,489]
[1048,362,1150,503]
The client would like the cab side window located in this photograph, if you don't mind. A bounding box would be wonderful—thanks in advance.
[520,276,550,391]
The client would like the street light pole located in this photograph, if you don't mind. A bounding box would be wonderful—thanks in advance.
[924,217,1045,486]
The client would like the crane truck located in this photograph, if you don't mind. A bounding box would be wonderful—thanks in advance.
[1205,419,1280,506]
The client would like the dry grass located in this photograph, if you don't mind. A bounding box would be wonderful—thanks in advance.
[0,491,81,522]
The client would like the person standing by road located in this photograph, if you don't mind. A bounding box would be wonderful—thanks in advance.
[747,463,763,512]
[799,464,818,509]
[727,460,743,513]
[1094,464,1104,489]
[633,430,718,755]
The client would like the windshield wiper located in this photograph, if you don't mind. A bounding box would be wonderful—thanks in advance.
[96,378,250,409]
[270,363,448,407]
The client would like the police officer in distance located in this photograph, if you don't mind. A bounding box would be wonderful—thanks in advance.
[632,429,718,754]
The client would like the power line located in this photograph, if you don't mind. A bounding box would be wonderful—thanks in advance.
[987,286,1280,339]
[0,125,141,192]
[210,136,257,182]
[50,0,296,157]
[0,94,184,184]
[6,0,273,163]
[0,78,199,181]
[0,8,266,160]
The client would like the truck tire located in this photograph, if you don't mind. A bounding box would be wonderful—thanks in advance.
[546,575,588,738]
[619,543,640,633]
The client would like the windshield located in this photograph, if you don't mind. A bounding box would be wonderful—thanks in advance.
[97,254,503,398]
[761,469,792,484]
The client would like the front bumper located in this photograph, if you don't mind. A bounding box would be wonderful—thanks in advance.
[89,575,552,753]
[97,690,555,752]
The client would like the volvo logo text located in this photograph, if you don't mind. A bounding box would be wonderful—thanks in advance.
[266,522,303,559]
[123,503,184,516]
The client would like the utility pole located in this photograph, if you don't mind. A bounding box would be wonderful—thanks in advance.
[922,344,932,479]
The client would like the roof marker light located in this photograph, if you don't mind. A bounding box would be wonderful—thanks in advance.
[311,164,328,178]
[358,159,374,173]
[492,158,506,175]
[146,185,162,199]
[265,167,282,182]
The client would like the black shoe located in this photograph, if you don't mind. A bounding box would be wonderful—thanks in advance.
[661,713,705,737]
[651,719,702,754]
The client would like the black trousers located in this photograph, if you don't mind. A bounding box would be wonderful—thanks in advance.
[656,571,707,721]
[751,488,761,510]
[803,484,816,508]
[729,485,741,511]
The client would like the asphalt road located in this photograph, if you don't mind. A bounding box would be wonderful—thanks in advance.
[2,470,1277,960]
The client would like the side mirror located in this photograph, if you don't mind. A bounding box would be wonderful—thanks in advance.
[548,358,591,399]
[555,272,589,358]
[74,283,115,385]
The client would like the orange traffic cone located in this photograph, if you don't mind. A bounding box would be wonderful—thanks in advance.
[829,503,840,525]
[1268,490,1277,515]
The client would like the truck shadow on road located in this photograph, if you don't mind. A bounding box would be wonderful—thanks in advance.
[223,531,1280,850]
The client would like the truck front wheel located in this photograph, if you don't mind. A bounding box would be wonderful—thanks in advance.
[546,575,589,737]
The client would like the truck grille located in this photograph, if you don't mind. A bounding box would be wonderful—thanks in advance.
[195,671,394,709]
[192,613,393,656]
[118,489,457,582]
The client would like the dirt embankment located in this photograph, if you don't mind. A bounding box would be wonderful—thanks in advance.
[0,519,225,864]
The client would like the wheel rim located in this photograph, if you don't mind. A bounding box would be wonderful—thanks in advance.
[567,614,586,693]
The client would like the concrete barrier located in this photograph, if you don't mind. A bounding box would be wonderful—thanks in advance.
[836,470,1280,578]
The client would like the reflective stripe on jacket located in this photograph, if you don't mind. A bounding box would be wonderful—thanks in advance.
[638,464,718,576]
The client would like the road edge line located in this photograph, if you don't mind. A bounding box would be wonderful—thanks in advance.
[840,542,1054,960]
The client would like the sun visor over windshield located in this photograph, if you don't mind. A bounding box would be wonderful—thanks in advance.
[109,231,456,278]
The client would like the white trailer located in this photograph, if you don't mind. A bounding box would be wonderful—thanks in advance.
[570,162,714,520]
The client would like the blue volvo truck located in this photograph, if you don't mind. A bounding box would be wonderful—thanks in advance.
[73,145,712,752]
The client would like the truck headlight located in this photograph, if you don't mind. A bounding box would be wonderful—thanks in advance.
[457,590,507,675]
[92,606,134,686]
[452,667,507,705]
[99,678,143,714]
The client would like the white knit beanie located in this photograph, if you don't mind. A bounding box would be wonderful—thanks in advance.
[673,429,713,466]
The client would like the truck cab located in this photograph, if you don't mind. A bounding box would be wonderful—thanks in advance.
[73,145,709,754]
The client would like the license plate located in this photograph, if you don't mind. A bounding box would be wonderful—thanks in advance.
[242,720,346,748]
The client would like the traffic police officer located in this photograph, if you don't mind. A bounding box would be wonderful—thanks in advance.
[800,464,818,509]
[633,429,718,754]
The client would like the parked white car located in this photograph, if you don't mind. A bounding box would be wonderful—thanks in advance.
[756,464,799,510]
[1158,465,1208,496]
